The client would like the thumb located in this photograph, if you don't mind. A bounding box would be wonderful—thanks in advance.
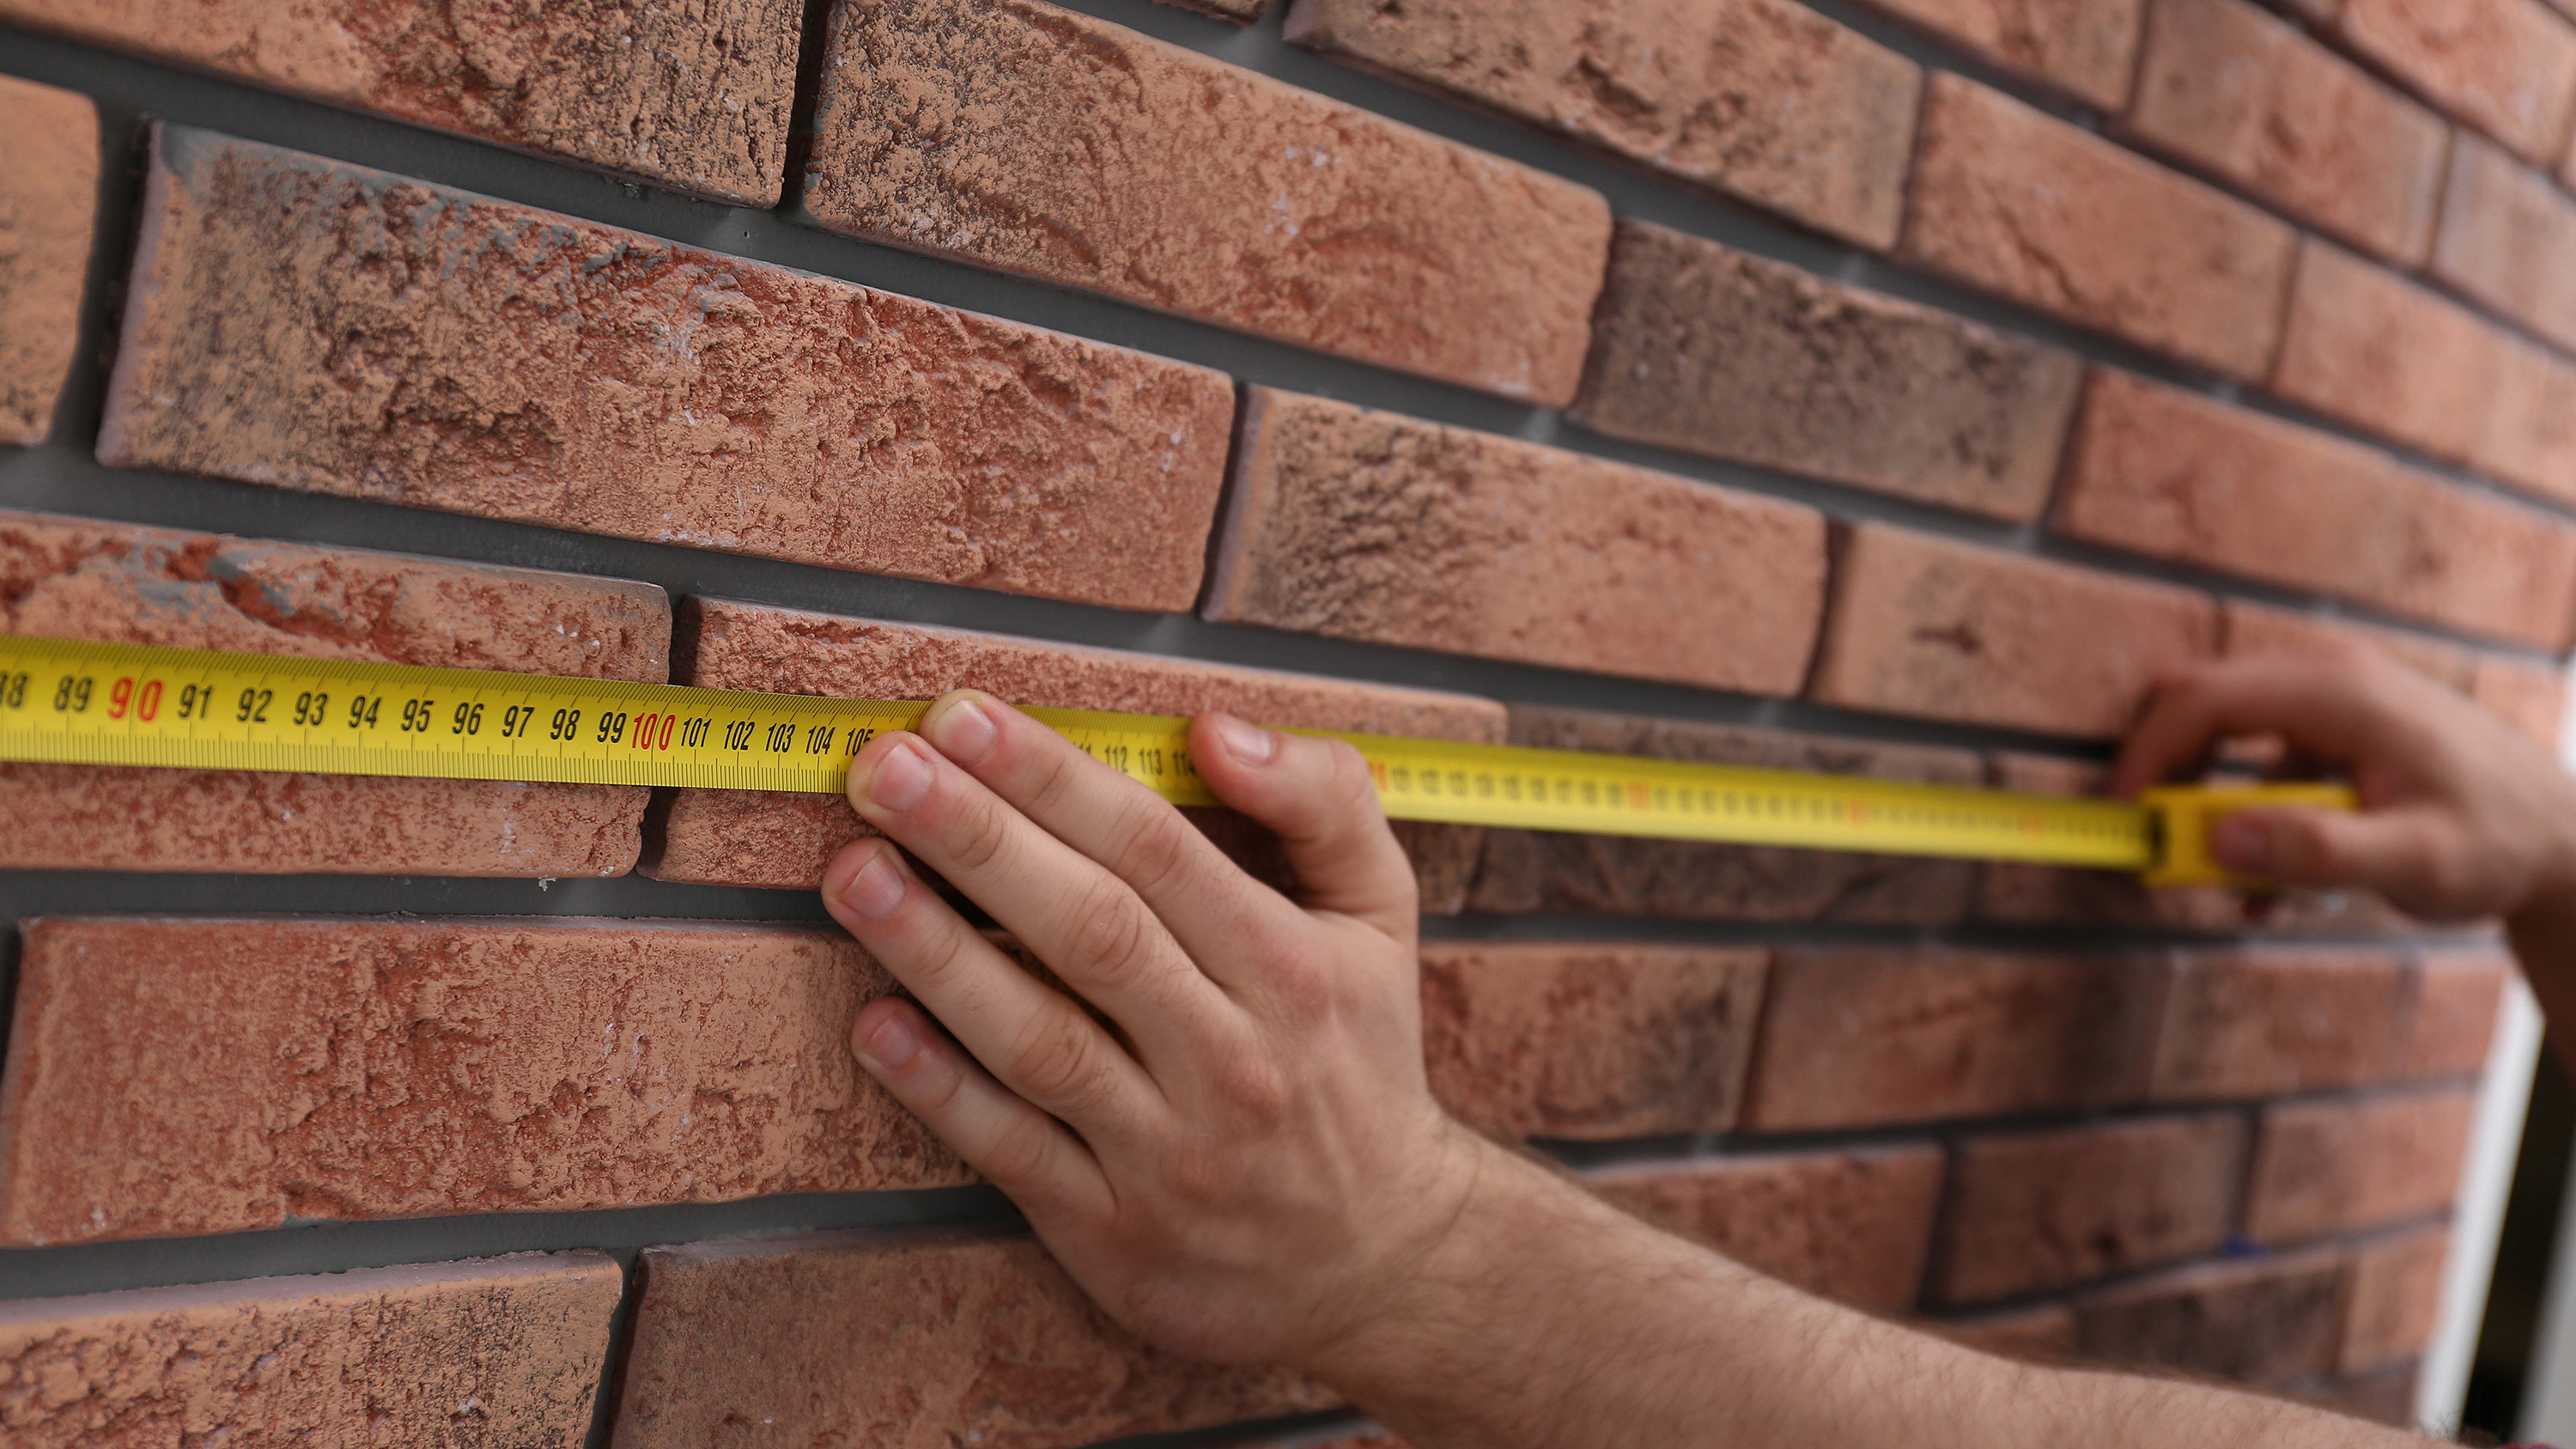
[2208,806,2436,898]
[1188,712,1418,938]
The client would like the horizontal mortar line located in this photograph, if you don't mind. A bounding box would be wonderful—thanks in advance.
[0,1183,1024,1304]
[1082,1409,1365,1449]
[1418,913,2497,953]
[8,20,2573,551]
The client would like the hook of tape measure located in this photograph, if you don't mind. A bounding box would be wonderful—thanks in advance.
[2137,782,2361,888]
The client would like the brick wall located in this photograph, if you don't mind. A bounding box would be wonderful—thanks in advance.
[0,0,2566,1441]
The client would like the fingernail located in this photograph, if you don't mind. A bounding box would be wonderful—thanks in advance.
[926,695,997,766]
[838,849,908,918]
[2211,814,2269,872]
[854,1008,919,1071]
[1212,713,1275,765]
[864,739,934,813]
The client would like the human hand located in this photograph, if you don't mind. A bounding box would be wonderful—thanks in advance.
[818,691,1494,1372]
[2113,647,2576,922]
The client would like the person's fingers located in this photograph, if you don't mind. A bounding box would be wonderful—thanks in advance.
[1189,713,1418,940]
[846,731,1232,1063]
[914,691,1289,971]
[823,836,1163,1137]
[850,995,1112,1221]
[2111,654,2397,798]
[2209,805,2451,904]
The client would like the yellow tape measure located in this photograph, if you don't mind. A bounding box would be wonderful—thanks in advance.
[0,635,2351,885]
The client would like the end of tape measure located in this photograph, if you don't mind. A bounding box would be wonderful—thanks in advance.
[2140,782,2360,888]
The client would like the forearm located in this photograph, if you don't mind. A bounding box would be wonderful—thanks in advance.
[1317,1139,2420,1449]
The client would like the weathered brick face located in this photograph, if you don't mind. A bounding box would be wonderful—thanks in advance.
[0,76,95,446]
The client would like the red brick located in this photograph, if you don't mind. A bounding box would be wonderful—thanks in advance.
[1940,1303,2079,1360]
[0,76,94,446]
[1571,222,2082,522]
[2245,1089,2476,1244]
[611,1231,1329,1449]
[1284,0,1920,248]
[97,126,1233,615]
[1206,388,1827,691]
[2222,600,2476,691]
[2148,949,2411,1102]
[0,916,964,1246]
[1899,76,2298,380]
[0,2,793,204]
[1467,705,1980,923]
[2270,239,2512,467]
[1977,752,2416,935]
[1806,522,2219,739]
[645,601,1504,910]
[2342,1227,2450,1373]
[801,0,1610,406]
[0,508,662,875]
[2484,338,2576,508]
[1849,0,2139,108]
[0,1252,620,1446]
[2074,1251,2350,1384]
[2334,0,2576,165]
[2123,0,2445,266]
[1743,949,2162,1130]
[1936,1115,2247,1303]
[1587,1145,1944,1312]
[2470,653,2568,746]
[1418,944,1766,1141]
[2398,949,2511,1080]
[2056,369,2576,652]
[2435,133,2576,354]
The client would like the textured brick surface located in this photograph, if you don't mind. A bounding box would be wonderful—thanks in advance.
[1571,222,2081,521]
[2123,0,2444,266]
[2148,950,2411,1101]
[0,917,963,1245]
[1588,1146,1943,1312]
[1978,752,2415,935]
[2480,331,2576,508]
[2270,239,2519,472]
[0,0,794,204]
[2057,369,2576,651]
[802,0,1610,405]
[2399,950,2511,1080]
[0,508,663,875]
[1850,0,2139,108]
[0,1252,620,1446]
[2471,654,2571,747]
[2335,0,2576,164]
[1900,76,2298,379]
[1283,0,1919,247]
[2342,1227,2450,1374]
[1206,388,1827,691]
[1468,705,1979,923]
[99,127,1233,614]
[1941,1303,2079,1361]
[2222,601,2475,691]
[1935,1115,2246,1303]
[1807,522,2219,738]
[647,602,1503,910]
[611,1232,1329,1449]
[1743,950,2161,1129]
[0,76,95,446]
[2075,1252,2350,1384]
[1418,944,1766,1142]
[2434,132,2576,354]
[2247,1089,2476,1244]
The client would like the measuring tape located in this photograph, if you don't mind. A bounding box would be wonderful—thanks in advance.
[0,635,2351,886]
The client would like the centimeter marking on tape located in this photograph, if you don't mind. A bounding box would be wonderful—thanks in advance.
[0,636,2353,880]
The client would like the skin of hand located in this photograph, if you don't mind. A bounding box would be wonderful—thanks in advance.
[822,690,2431,1449]
[2112,648,2576,977]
